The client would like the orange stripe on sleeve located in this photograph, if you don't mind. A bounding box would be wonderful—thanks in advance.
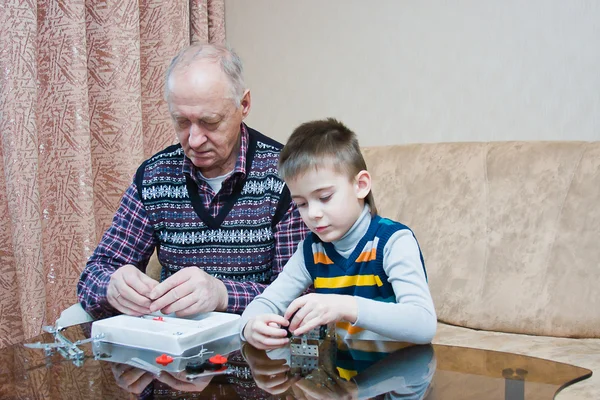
[336,321,365,334]
[313,252,334,264]
[355,247,377,262]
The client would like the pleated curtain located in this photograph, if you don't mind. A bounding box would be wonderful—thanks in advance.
[0,0,225,349]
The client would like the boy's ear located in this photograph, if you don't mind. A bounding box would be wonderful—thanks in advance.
[355,170,372,200]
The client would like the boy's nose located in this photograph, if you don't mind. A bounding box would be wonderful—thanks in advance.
[307,203,322,219]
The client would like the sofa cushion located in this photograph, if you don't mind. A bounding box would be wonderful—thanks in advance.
[433,322,599,400]
[362,142,600,338]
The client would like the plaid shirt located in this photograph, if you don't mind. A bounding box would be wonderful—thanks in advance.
[78,125,308,318]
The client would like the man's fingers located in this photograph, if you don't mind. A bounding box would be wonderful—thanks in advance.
[112,300,146,317]
[148,272,196,312]
[128,372,155,394]
[157,373,193,391]
[165,293,200,316]
[149,271,190,300]
[109,264,157,312]
[123,269,158,298]
[117,295,153,315]
[121,369,154,394]
[157,372,213,392]
[150,281,195,313]
[113,364,154,394]
[121,285,154,309]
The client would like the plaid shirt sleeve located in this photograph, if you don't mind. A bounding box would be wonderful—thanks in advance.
[77,182,157,319]
[221,201,308,313]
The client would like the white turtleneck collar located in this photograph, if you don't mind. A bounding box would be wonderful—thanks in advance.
[331,204,372,259]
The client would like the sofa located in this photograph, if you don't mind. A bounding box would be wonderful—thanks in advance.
[146,141,599,398]
[361,141,600,399]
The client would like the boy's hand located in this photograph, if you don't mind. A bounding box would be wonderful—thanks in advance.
[284,294,357,336]
[243,314,290,350]
[293,369,358,400]
[243,344,301,395]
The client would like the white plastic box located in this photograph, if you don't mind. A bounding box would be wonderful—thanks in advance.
[91,312,241,355]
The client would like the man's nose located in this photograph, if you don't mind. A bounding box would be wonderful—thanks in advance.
[188,123,207,148]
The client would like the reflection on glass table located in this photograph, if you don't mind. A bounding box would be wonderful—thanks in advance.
[243,332,435,400]
[0,322,591,399]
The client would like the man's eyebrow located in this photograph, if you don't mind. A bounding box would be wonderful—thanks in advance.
[171,113,223,120]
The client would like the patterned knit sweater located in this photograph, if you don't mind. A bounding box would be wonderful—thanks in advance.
[137,128,291,291]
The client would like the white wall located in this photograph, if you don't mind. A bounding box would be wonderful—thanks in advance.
[225,0,600,146]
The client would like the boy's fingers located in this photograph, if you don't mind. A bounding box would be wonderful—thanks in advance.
[257,323,289,338]
[284,297,306,320]
[288,306,311,332]
[259,313,289,327]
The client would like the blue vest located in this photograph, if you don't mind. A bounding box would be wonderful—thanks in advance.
[303,215,426,301]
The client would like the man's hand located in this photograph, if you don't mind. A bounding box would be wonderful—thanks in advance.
[156,371,213,392]
[108,264,158,316]
[243,343,300,395]
[284,294,357,336]
[243,314,290,350]
[111,363,155,394]
[148,267,228,316]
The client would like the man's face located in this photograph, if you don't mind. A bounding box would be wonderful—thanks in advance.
[288,166,366,243]
[168,61,250,178]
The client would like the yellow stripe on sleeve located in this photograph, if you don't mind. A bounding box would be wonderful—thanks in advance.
[336,367,358,381]
[314,274,384,289]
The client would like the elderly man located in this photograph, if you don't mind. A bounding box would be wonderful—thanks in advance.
[78,43,308,319]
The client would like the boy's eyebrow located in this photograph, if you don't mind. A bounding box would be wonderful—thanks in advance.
[291,185,334,199]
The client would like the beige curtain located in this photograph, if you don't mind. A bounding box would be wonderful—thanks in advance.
[0,0,225,348]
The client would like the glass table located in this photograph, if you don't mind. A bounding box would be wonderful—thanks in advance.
[0,323,591,399]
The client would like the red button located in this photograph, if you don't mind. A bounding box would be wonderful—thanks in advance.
[153,316,164,322]
[156,354,173,366]
[209,354,227,364]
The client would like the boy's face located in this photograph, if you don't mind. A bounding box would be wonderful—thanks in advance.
[288,166,371,242]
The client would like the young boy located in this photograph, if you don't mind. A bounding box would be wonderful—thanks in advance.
[241,119,437,350]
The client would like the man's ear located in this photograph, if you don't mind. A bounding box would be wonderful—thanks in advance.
[240,89,251,119]
[355,170,372,200]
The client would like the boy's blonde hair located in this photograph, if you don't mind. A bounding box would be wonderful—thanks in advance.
[279,118,377,215]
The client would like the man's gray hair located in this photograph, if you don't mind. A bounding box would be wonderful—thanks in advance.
[164,43,246,107]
